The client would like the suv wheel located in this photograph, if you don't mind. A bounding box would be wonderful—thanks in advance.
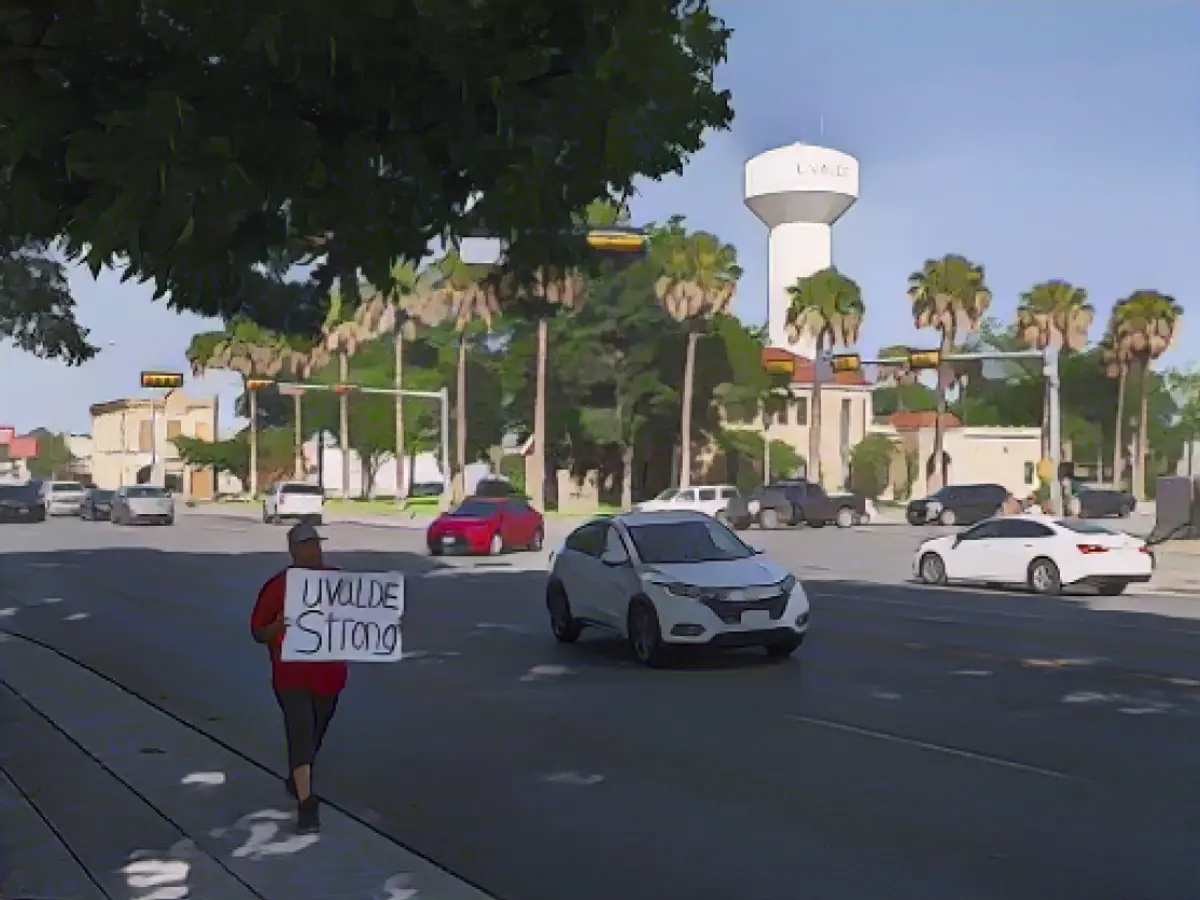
[835,506,854,528]
[628,599,666,667]
[938,508,957,526]
[547,581,583,643]
[759,508,780,530]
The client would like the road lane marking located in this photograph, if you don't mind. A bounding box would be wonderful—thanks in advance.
[785,714,1073,781]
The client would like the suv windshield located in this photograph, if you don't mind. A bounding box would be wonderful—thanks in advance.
[653,489,679,502]
[0,485,36,500]
[126,486,168,498]
[51,481,84,492]
[281,483,323,495]
[627,520,753,564]
[90,489,114,500]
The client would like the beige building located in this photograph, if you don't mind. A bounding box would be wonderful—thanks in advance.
[706,351,874,491]
[89,391,218,498]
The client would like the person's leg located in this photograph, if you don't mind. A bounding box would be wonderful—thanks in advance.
[311,693,339,760]
[274,688,317,803]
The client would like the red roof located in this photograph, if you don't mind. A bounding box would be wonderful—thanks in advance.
[7,435,38,458]
[887,411,962,430]
[761,348,871,387]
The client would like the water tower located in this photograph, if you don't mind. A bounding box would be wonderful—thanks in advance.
[744,143,860,359]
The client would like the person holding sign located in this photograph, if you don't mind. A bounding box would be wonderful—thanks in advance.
[249,522,347,834]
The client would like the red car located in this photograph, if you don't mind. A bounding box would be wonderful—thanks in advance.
[426,496,545,556]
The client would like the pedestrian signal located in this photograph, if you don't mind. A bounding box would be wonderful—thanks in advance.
[907,350,941,370]
[245,378,274,390]
[140,371,183,389]
[830,353,861,373]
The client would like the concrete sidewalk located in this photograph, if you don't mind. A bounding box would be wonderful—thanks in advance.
[0,633,493,900]
[180,502,438,530]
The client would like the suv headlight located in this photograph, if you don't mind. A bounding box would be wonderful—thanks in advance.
[926,501,942,513]
[663,582,704,599]
[780,574,797,595]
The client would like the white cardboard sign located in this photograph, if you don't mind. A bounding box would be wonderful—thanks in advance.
[281,568,404,662]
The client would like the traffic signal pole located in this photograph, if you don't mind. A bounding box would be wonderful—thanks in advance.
[827,348,1064,514]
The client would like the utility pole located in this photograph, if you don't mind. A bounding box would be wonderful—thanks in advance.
[139,371,184,487]
[1045,347,1064,515]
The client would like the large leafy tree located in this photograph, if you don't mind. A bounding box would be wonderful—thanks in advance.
[1015,279,1094,458]
[784,267,864,487]
[908,254,992,490]
[0,241,94,363]
[0,2,732,355]
[653,220,740,488]
[1109,290,1184,498]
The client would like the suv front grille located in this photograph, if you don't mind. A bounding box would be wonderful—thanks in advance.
[701,592,788,625]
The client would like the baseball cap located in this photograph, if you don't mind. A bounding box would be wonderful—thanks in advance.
[287,522,327,545]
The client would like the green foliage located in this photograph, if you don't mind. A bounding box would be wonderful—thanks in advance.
[498,455,527,494]
[0,245,94,363]
[0,2,732,350]
[785,267,865,351]
[173,435,248,484]
[849,434,898,499]
[717,428,804,492]
[25,430,75,479]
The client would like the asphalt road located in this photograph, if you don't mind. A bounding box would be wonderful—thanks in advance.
[2,515,1199,900]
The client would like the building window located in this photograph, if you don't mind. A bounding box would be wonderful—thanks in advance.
[795,397,808,426]
[138,421,153,452]
[1024,461,1035,484]
[167,420,182,439]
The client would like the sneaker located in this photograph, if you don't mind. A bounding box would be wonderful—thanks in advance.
[284,775,297,799]
[296,796,320,833]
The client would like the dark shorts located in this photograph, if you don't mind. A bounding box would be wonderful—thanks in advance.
[274,688,339,770]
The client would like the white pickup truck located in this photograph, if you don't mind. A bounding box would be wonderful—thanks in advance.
[262,481,325,524]
[632,485,741,520]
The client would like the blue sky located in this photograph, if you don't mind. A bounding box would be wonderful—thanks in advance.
[4,0,1197,435]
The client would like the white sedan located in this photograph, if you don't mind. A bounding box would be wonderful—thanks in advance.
[547,510,810,666]
[912,514,1154,596]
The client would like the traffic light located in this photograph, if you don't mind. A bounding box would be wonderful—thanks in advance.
[761,350,795,376]
[244,378,274,390]
[907,349,941,370]
[586,229,646,254]
[140,371,183,389]
[830,353,861,374]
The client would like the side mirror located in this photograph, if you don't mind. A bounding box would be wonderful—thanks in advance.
[600,549,628,567]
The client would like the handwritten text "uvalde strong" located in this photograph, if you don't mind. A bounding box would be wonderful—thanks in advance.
[281,569,405,662]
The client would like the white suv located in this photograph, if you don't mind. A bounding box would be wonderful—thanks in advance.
[41,480,87,516]
[546,510,810,666]
[263,481,325,525]
[632,484,740,520]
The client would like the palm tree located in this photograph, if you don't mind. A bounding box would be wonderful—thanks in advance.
[185,319,309,497]
[425,251,498,500]
[907,254,993,490]
[1015,280,1094,458]
[653,223,740,488]
[352,262,431,503]
[784,267,865,487]
[1098,329,1129,487]
[1110,290,1184,499]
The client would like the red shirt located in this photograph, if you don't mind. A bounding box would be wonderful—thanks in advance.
[251,567,348,695]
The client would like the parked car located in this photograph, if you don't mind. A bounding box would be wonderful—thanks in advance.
[632,485,741,520]
[725,479,866,529]
[40,479,87,516]
[80,488,115,521]
[474,477,523,498]
[546,510,810,666]
[0,483,46,523]
[426,496,544,556]
[906,483,1008,526]
[262,481,325,524]
[1075,483,1135,519]
[912,514,1153,596]
[111,485,175,525]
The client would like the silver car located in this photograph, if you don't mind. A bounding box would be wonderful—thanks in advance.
[111,485,175,525]
[41,480,87,516]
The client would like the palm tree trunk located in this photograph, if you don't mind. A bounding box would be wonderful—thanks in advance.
[679,330,699,488]
[339,350,350,499]
[808,344,825,487]
[931,336,952,491]
[621,444,634,509]
[1040,380,1051,461]
[455,331,468,501]
[1135,361,1151,500]
[248,389,259,497]
[762,412,771,484]
[1113,367,1127,487]
[531,317,548,511]
[393,330,406,503]
[293,393,304,479]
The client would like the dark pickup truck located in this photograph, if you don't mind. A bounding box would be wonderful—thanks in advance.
[726,479,868,530]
